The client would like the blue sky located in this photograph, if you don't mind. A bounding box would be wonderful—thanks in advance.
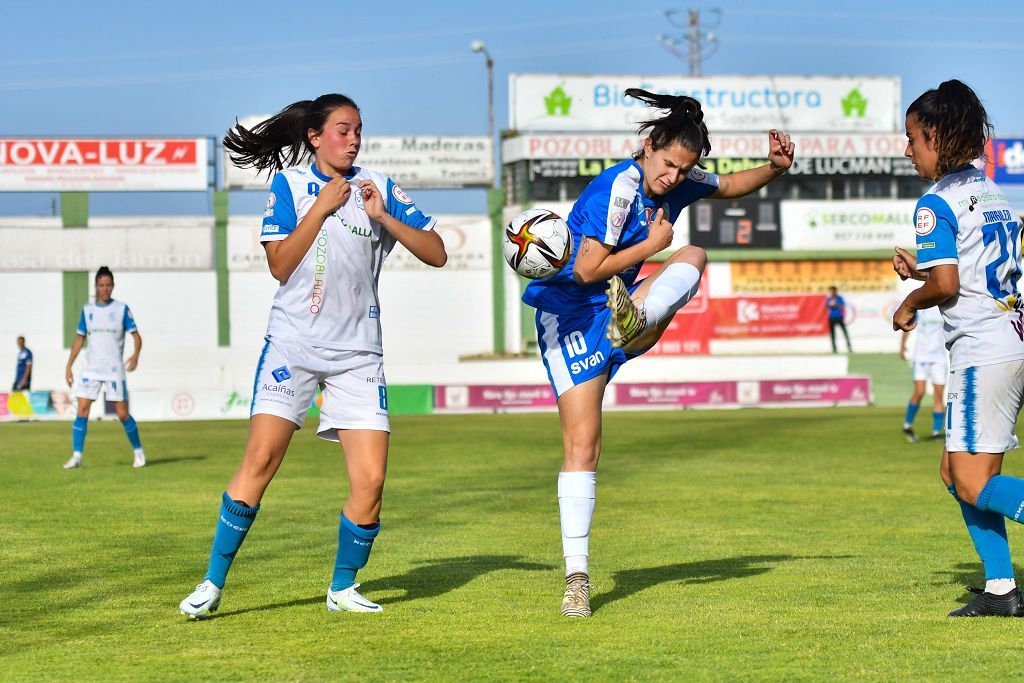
[4,0,1024,215]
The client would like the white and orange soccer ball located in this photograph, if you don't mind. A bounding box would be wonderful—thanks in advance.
[503,209,573,280]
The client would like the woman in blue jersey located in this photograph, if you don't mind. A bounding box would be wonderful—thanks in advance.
[523,89,795,617]
[893,80,1024,617]
[179,94,447,618]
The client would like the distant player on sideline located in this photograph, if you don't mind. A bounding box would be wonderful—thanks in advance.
[893,80,1024,617]
[522,89,794,617]
[178,94,447,618]
[899,306,947,443]
[63,266,146,469]
[826,286,852,353]
[13,336,32,390]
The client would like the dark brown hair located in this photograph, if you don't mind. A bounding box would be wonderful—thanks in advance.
[906,80,992,179]
[223,94,360,175]
[626,88,712,168]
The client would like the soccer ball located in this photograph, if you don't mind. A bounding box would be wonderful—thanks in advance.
[503,209,573,279]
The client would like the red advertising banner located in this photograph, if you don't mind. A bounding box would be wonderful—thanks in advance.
[711,295,828,339]
[615,381,738,407]
[0,138,209,191]
[757,378,870,404]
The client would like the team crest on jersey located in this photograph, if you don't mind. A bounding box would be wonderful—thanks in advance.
[264,193,276,217]
[611,211,626,228]
[690,169,707,182]
[916,207,936,235]
[392,184,412,204]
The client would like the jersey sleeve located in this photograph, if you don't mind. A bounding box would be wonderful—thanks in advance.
[663,168,719,221]
[123,305,138,333]
[76,310,87,336]
[578,166,640,247]
[914,194,958,270]
[25,349,32,363]
[260,173,297,243]
[384,178,436,231]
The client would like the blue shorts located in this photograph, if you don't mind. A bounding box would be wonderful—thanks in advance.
[535,298,645,398]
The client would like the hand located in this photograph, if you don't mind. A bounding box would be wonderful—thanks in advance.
[893,301,917,332]
[358,180,387,222]
[893,247,919,281]
[65,367,74,388]
[126,356,139,372]
[767,129,795,171]
[312,177,352,219]
[645,208,674,253]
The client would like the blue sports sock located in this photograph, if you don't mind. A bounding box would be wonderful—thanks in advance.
[977,475,1024,523]
[947,484,1013,580]
[903,402,920,427]
[72,416,88,453]
[204,492,260,589]
[122,416,142,449]
[932,411,944,434]
[330,514,380,591]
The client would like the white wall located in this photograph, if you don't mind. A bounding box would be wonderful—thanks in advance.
[0,273,63,388]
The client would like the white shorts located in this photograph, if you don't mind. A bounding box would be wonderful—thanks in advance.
[946,360,1024,454]
[913,357,949,386]
[250,337,390,439]
[73,376,127,402]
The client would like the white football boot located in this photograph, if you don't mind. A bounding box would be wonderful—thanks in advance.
[179,580,222,619]
[63,454,82,469]
[133,449,147,468]
[326,583,382,613]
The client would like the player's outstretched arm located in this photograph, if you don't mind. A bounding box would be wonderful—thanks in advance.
[712,129,794,199]
[65,334,84,387]
[126,331,142,372]
[359,181,447,268]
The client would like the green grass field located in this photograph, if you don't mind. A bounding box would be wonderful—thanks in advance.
[4,407,1024,681]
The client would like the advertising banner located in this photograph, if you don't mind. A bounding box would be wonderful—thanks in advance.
[780,199,916,251]
[729,260,901,294]
[223,133,493,190]
[0,138,209,191]
[711,295,828,339]
[986,138,1024,184]
[505,132,911,162]
[756,378,871,405]
[434,385,556,411]
[615,381,738,407]
[510,75,900,133]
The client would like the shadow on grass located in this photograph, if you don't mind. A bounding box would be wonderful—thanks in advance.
[592,554,852,613]
[143,455,208,467]
[927,561,1024,601]
[205,554,554,619]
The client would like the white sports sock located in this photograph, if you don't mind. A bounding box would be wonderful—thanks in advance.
[558,471,596,577]
[641,263,702,331]
[72,451,82,459]
[986,578,1017,595]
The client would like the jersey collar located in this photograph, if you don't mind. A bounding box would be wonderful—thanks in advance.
[311,162,359,183]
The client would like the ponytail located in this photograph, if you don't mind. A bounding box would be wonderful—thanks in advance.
[95,265,113,284]
[626,88,711,166]
[223,93,360,175]
[906,79,991,179]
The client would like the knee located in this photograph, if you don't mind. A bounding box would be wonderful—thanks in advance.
[678,245,707,272]
[939,460,952,487]
[563,442,600,471]
[951,472,989,507]
[351,471,386,501]
[241,446,281,479]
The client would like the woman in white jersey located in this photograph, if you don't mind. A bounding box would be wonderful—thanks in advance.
[893,80,1024,617]
[179,94,447,618]
[63,266,146,469]
[898,306,948,443]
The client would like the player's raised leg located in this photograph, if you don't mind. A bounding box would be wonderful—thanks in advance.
[179,414,295,619]
[606,244,707,351]
[555,374,605,617]
[326,429,388,613]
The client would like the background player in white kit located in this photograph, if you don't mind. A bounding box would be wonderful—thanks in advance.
[899,306,948,443]
[179,94,446,618]
[63,266,146,469]
[893,80,1024,617]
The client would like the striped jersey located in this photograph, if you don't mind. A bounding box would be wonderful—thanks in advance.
[260,163,435,353]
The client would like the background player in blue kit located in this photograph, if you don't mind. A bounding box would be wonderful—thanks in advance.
[13,336,32,391]
[899,306,947,443]
[826,286,852,353]
[522,88,795,617]
[63,266,146,469]
[893,80,1024,617]
[179,94,447,618]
